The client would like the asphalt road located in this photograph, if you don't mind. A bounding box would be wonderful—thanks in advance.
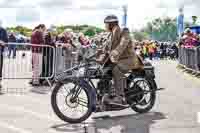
[0,60,200,133]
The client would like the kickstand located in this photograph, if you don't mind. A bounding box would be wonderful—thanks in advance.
[83,122,88,133]
[83,121,98,133]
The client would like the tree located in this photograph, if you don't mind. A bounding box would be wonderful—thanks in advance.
[84,28,96,37]
[95,27,104,33]
[192,16,198,25]
[133,31,149,41]
[6,25,104,37]
[142,17,178,41]
[185,22,191,28]
[7,26,32,36]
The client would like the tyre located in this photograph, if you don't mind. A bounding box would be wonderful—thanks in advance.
[51,82,93,123]
[126,79,156,113]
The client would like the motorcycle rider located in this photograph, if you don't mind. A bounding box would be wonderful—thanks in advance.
[96,15,144,104]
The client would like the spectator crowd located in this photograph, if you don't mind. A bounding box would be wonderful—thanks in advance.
[134,40,179,60]
[179,28,200,48]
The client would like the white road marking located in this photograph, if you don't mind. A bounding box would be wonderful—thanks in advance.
[5,94,51,105]
[0,121,33,133]
[97,125,124,133]
[197,112,200,124]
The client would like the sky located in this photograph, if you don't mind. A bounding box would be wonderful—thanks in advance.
[0,0,200,29]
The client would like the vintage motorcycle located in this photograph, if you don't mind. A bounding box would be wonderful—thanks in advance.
[51,54,163,124]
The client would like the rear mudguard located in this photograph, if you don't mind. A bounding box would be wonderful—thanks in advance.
[59,78,97,112]
[147,79,158,90]
[127,74,158,90]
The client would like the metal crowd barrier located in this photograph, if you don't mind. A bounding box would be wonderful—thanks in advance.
[54,44,79,76]
[178,46,200,73]
[0,43,55,81]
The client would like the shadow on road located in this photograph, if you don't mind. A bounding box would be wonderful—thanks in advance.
[51,123,87,132]
[51,111,166,133]
[30,87,51,94]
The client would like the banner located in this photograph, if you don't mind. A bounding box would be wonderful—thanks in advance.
[177,8,184,37]
[122,6,127,28]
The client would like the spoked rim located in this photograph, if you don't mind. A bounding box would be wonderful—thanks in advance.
[130,79,152,108]
[56,83,90,120]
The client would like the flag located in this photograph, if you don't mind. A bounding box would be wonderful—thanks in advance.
[177,13,184,37]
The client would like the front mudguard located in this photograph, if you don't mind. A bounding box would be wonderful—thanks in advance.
[79,79,97,111]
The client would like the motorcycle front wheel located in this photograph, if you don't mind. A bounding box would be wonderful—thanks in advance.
[51,82,93,124]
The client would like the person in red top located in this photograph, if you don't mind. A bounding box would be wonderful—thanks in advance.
[31,24,46,86]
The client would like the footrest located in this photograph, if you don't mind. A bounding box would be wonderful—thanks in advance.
[157,88,165,91]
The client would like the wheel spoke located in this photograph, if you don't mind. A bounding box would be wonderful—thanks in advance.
[144,81,150,90]
[78,99,88,108]
[60,88,67,97]
[64,84,77,94]
[72,87,83,99]
[60,106,69,112]
[142,81,147,90]
[79,97,88,103]
[56,89,67,105]
[63,86,70,94]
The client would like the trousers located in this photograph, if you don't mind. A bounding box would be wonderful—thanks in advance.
[112,61,129,96]
[32,52,43,84]
[0,53,3,80]
[103,59,129,96]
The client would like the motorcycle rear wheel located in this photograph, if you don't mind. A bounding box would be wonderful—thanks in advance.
[127,79,156,113]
